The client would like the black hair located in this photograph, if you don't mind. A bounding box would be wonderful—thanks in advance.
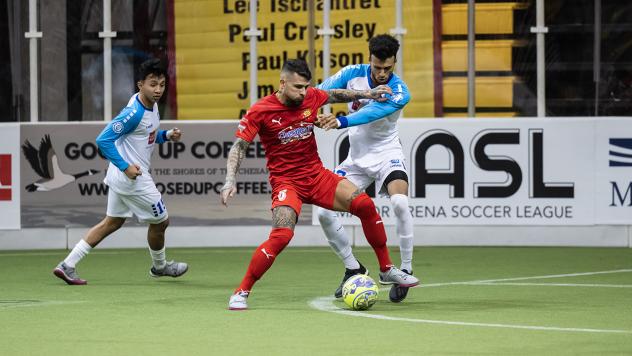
[368,34,400,61]
[281,59,312,81]
[137,58,166,82]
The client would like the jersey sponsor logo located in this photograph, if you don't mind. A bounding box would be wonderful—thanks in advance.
[277,122,314,144]
[148,130,157,144]
[272,117,282,125]
[112,121,124,133]
[350,99,369,112]
[278,189,287,201]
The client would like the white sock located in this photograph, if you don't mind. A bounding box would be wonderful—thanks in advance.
[149,247,167,270]
[398,234,414,272]
[64,239,92,268]
[317,207,360,270]
[391,194,414,272]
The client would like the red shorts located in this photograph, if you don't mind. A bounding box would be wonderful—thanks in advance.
[270,167,344,216]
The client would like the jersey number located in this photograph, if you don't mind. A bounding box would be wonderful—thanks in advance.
[151,199,166,217]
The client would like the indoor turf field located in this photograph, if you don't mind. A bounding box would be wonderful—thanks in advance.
[1,246,631,355]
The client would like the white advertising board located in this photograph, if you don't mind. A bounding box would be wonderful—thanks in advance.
[594,118,632,224]
[314,118,632,226]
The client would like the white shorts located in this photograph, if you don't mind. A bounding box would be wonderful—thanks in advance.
[106,187,168,224]
[334,149,408,196]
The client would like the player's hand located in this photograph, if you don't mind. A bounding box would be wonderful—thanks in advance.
[168,127,182,142]
[220,181,237,206]
[124,164,142,180]
[315,113,339,131]
[368,85,392,102]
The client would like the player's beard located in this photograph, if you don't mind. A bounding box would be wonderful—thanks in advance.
[285,96,304,107]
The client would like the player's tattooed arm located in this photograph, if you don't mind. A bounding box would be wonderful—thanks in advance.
[220,138,250,206]
[325,85,393,104]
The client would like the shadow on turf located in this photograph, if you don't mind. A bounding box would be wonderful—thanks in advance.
[94,281,234,288]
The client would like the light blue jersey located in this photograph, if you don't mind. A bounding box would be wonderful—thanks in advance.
[96,93,169,195]
[318,64,411,166]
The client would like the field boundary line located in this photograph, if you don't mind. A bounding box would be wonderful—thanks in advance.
[309,269,632,334]
[471,282,632,288]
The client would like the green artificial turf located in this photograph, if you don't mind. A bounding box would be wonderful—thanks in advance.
[1,247,631,355]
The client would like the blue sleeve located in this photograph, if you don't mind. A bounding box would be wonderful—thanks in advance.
[318,64,366,90]
[337,81,411,129]
[156,130,169,144]
[96,106,144,171]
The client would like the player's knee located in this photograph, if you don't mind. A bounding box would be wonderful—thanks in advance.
[349,193,377,219]
[103,217,125,232]
[155,218,169,231]
[317,207,337,227]
[390,194,409,218]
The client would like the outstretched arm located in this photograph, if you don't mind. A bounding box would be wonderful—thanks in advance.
[317,82,411,130]
[220,138,250,206]
[325,85,392,104]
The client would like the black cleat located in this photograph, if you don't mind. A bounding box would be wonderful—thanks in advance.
[334,262,368,298]
[389,269,414,303]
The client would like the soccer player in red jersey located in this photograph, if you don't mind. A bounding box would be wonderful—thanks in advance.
[220,59,419,310]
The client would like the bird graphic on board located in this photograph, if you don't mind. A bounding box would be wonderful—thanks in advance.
[22,135,100,192]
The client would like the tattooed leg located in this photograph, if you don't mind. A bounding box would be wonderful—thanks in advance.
[272,206,297,230]
[331,179,366,212]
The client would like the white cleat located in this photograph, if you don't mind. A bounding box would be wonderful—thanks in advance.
[379,266,419,288]
[149,260,188,278]
[228,291,249,310]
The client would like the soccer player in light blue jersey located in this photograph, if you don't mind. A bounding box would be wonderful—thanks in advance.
[316,34,416,302]
[53,59,188,285]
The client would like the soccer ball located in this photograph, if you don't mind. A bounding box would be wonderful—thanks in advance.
[342,274,379,310]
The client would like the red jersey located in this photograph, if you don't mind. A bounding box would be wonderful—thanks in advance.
[235,87,330,182]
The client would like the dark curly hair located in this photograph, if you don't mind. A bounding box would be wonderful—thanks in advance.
[368,34,400,61]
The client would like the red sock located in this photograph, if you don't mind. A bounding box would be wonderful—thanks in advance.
[235,227,294,293]
[349,193,393,272]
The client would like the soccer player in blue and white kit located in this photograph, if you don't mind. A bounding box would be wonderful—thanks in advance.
[53,59,188,285]
[315,34,415,302]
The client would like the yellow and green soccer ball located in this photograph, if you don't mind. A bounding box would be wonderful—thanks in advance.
[342,274,379,310]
